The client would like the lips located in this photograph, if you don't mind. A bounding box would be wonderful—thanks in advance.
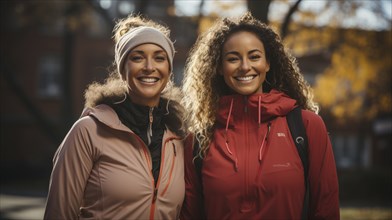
[234,75,257,81]
[137,77,160,83]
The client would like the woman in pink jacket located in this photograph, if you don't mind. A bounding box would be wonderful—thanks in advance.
[44,14,186,219]
[180,12,339,220]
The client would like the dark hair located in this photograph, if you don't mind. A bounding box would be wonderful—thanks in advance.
[182,12,318,156]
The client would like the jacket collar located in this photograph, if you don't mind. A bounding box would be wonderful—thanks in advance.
[81,104,180,139]
[81,104,131,133]
[216,89,297,127]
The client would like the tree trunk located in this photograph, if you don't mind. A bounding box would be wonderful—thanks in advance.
[280,0,302,39]
[247,0,272,24]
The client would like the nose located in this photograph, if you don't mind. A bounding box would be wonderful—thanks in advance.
[143,58,156,73]
[241,58,251,73]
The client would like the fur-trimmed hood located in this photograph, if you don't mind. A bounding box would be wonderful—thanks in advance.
[83,76,186,138]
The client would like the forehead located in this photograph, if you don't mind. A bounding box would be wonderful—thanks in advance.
[223,31,264,51]
[130,43,166,53]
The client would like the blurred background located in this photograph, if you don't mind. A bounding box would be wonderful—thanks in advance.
[0,0,391,219]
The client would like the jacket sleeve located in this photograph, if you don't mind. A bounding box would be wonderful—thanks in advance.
[44,117,98,220]
[180,134,205,220]
[304,111,340,220]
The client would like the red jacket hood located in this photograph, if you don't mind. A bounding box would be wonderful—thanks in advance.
[217,89,297,127]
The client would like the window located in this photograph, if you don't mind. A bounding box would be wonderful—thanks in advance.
[37,55,62,98]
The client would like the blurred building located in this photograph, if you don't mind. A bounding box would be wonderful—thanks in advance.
[1,0,390,185]
[0,0,197,181]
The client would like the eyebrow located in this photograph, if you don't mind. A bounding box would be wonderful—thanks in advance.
[224,49,263,56]
[130,50,166,55]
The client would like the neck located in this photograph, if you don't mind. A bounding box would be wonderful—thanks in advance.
[129,95,160,107]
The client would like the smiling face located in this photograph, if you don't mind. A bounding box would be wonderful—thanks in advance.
[124,43,170,107]
[221,31,270,95]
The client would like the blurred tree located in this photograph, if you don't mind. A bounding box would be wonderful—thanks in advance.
[196,0,301,37]
[247,0,302,39]
[280,0,392,130]
[313,29,391,128]
[247,0,272,23]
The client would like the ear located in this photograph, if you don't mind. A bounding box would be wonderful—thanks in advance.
[266,61,270,73]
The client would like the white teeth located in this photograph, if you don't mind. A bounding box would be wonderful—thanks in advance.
[235,75,255,81]
[139,77,158,83]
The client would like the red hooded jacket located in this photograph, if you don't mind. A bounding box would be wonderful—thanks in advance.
[181,90,339,220]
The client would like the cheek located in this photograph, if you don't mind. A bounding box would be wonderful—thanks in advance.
[157,62,171,75]
[221,63,235,76]
[255,62,269,74]
[222,74,234,90]
[160,68,171,80]
[124,62,137,76]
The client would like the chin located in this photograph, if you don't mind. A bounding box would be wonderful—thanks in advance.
[234,88,259,96]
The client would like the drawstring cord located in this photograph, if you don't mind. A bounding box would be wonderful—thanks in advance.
[225,98,234,154]
[224,96,271,168]
[225,99,238,171]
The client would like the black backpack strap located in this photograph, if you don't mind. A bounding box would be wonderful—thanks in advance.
[286,106,309,220]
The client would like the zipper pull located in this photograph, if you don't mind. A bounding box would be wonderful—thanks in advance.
[172,143,177,156]
[259,122,272,162]
[153,188,158,202]
[147,107,154,145]
[149,107,154,129]
[266,122,271,141]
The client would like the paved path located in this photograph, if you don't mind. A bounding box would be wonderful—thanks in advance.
[1,193,391,220]
[0,194,46,220]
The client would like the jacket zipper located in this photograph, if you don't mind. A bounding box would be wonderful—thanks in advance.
[244,96,251,211]
[132,135,156,220]
[146,137,181,220]
[105,120,178,220]
[133,130,159,220]
[145,107,156,220]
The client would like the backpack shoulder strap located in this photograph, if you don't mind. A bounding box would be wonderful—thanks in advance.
[286,106,309,220]
[286,106,309,177]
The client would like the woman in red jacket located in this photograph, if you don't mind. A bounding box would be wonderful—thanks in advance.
[181,12,339,220]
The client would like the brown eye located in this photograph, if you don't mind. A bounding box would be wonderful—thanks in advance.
[250,55,261,60]
[226,57,239,62]
[130,55,143,62]
[155,55,167,62]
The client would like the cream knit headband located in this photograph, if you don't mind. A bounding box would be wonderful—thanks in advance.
[115,26,175,76]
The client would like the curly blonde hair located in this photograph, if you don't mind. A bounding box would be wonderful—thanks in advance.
[182,12,318,157]
[84,14,185,137]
